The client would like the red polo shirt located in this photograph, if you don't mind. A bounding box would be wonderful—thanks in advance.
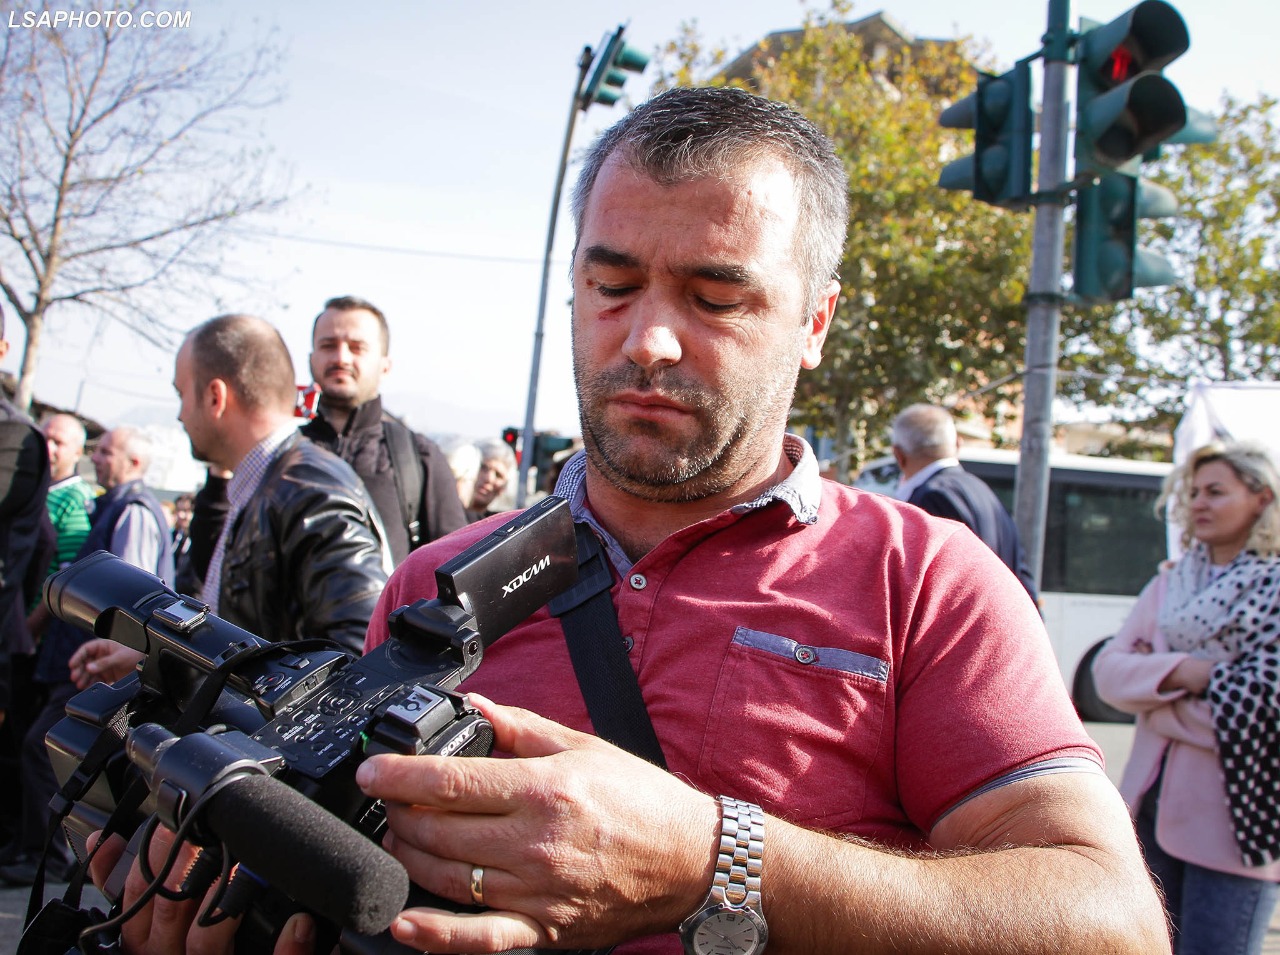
[365,471,1099,845]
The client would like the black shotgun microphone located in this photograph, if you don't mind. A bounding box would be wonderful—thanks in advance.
[202,772,409,936]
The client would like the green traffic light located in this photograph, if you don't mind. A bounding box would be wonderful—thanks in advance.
[1071,1,1200,302]
[1077,73,1186,169]
[612,45,649,73]
[1073,173,1178,302]
[937,64,1032,208]
[581,25,649,111]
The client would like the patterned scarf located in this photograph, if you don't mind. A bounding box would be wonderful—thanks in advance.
[1164,545,1280,866]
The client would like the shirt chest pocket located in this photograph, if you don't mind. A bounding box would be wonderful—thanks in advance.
[697,627,889,829]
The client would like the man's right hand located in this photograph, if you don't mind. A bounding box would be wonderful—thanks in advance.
[69,638,144,689]
[85,828,318,955]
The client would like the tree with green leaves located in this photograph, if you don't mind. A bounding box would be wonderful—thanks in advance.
[1060,93,1280,435]
[0,1,288,411]
[654,5,1033,476]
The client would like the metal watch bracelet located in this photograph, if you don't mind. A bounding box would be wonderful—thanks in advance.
[716,795,765,909]
[679,795,769,955]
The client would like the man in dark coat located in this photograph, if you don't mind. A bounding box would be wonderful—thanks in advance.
[301,296,466,565]
[0,307,52,858]
[892,403,1039,601]
[0,335,50,723]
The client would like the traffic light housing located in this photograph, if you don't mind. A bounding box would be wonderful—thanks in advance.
[1073,172,1178,302]
[938,63,1033,208]
[502,427,521,463]
[532,434,575,478]
[1073,0,1189,176]
[581,25,649,111]
[1071,1,1195,302]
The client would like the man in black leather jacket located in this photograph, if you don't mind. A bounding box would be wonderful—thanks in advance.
[72,316,390,683]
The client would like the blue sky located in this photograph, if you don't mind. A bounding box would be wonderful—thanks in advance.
[12,0,1277,445]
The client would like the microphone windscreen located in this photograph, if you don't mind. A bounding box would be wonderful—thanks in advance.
[204,773,409,935]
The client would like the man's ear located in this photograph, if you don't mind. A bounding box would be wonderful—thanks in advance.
[0,339,9,362]
[207,378,231,418]
[801,279,840,370]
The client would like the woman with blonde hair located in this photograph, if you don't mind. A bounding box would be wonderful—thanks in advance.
[1095,440,1280,954]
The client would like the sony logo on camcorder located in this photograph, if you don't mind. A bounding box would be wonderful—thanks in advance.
[502,555,551,596]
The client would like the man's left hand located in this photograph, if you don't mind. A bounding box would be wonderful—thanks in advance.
[356,693,717,954]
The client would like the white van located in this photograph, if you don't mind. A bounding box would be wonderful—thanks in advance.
[853,447,1172,719]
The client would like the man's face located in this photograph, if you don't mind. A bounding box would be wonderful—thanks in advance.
[173,341,216,465]
[174,499,193,532]
[310,308,390,409]
[45,417,84,481]
[91,431,133,489]
[571,155,831,503]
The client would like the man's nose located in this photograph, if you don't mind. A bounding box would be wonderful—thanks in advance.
[620,299,682,371]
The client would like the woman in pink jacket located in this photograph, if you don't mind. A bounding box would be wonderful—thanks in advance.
[1095,441,1280,955]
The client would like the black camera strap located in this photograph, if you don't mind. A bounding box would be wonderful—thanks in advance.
[549,522,666,770]
[541,523,663,955]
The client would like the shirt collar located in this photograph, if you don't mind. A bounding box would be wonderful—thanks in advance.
[227,423,298,512]
[552,433,823,574]
[895,457,959,501]
[50,474,87,492]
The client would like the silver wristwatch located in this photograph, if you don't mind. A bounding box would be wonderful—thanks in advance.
[679,795,768,955]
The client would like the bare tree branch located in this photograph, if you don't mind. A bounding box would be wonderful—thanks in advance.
[0,0,291,410]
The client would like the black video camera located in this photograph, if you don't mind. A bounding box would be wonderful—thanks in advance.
[24,495,578,955]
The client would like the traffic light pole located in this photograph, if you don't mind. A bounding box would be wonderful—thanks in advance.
[517,46,594,508]
[1013,0,1072,588]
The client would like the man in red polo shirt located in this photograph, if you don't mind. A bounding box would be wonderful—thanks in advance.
[349,88,1166,955]
[94,87,1168,955]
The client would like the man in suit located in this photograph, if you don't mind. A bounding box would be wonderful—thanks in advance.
[892,403,1038,601]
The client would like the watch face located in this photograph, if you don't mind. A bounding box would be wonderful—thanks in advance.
[689,908,765,955]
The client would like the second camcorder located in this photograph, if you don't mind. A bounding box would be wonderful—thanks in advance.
[26,495,580,955]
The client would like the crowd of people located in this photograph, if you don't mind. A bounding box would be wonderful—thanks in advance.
[0,84,1274,955]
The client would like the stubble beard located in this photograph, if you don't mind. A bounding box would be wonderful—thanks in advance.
[573,354,798,505]
[319,368,360,408]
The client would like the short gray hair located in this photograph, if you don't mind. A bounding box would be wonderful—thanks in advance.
[891,404,958,459]
[570,86,849,314]
[1161,440,1280,555]
[475,438,516,471]
[112,425,154,471]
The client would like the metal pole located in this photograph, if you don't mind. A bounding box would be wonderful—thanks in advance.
[1014,0,1072,588]
[516,47,594,508]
